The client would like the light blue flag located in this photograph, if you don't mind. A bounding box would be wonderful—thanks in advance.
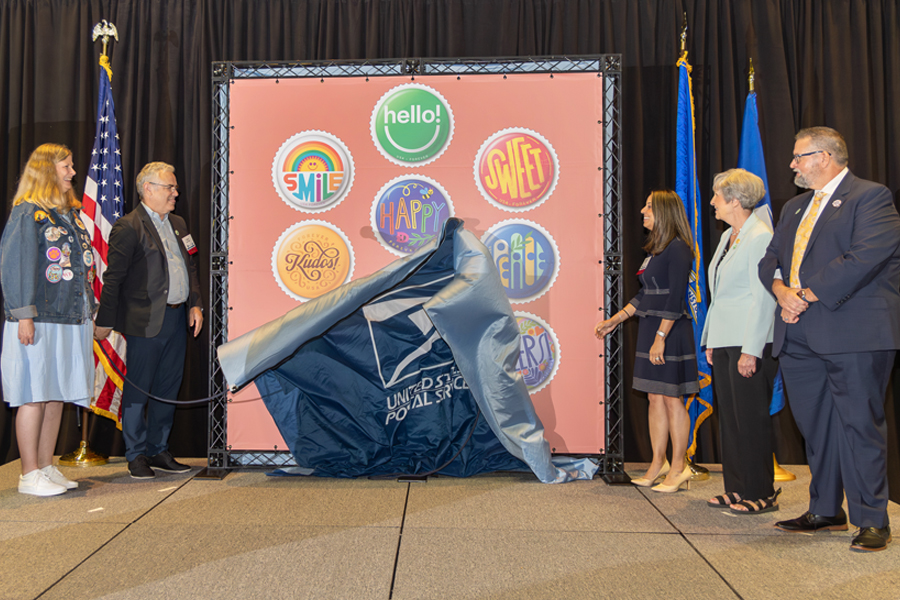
[736,90,786,415]
[675,54,714,458]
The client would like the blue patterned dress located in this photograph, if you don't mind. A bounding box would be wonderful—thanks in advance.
[627,239,700,397]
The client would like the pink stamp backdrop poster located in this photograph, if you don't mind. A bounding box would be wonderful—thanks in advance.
[227,72,605,454]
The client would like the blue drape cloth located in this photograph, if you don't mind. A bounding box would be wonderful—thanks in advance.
[218,218,597,482]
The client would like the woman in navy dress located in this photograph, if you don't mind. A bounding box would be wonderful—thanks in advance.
[595,190,699,492]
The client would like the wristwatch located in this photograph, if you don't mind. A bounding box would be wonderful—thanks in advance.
[656,330,666,338]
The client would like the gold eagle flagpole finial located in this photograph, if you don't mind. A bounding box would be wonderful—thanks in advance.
[749,58,755,92]
[680,13,688,60]
[92,20,119,58]
[92,20,118,80]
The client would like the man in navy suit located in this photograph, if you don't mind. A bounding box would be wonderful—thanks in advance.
[95,162,203,480]
[759,127,900,552]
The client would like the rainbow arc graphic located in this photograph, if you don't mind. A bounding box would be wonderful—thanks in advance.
[282,141,344,172]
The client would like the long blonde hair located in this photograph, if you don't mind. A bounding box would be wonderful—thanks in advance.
[12,143,80,213]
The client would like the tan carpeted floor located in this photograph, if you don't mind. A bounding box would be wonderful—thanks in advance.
[1,459,897,600]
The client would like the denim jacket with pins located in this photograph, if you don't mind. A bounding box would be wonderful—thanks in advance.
[1,201,97,324]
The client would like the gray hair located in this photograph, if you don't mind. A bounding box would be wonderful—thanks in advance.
[712,168,766,210]
[795,127,849,166]
[136,162,175,198]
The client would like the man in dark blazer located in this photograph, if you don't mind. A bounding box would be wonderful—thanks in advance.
[759,127,900,552]
[95,162,203,479]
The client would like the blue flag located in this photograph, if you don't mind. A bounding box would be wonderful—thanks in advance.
[736,90,786,415]
[737,91,774,229]
[217,219,597,482]
[675,55,713,458]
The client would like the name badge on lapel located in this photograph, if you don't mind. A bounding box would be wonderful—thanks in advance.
[637,256,651,275]
[182,234,198,255]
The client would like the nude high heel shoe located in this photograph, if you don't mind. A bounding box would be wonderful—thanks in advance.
[651,465,692,493]
[630,459,671,487]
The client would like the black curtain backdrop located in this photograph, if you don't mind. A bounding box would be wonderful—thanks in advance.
[2,0,899,500]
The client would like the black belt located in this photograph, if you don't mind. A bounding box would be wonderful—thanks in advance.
[166,302,184,309]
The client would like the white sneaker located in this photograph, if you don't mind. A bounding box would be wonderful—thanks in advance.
[18,469,66,497]
[41,465,78,489]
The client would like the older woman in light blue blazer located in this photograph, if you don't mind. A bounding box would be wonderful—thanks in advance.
[701,169,780,514]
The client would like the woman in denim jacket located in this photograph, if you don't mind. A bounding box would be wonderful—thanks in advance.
[1,143,96,496]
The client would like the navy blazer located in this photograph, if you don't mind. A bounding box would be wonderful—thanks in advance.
[97,206,202,338]
[758,170,900,355]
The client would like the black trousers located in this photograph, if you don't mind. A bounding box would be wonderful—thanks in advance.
[780,322,892,529]
[712,345,778,501]
[121,305,187,462]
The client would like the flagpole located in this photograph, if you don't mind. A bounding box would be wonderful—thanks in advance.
[674,12,713,481]
[751,57,794,483]
[748,58,755,93]
[59,20,120,468]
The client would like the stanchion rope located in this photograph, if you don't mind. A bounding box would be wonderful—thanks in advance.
[95,341,261,405]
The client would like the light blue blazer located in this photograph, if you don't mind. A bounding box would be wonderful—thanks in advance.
[701,211,776,357]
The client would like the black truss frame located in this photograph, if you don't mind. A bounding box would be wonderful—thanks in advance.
[207,56,624,480]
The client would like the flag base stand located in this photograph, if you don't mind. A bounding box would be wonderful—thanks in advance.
[773,455,796,482]
[59,441,108,467]
[688,457,710,481]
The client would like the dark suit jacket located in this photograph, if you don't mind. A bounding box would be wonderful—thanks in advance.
[758,170,900,356]
[97,205,202,338]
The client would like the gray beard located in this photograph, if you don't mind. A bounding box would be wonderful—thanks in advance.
[793,172,812,189]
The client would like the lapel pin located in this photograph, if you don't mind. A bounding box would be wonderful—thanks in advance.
[832,199,842,208]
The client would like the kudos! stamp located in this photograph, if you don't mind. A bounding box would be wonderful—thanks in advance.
[271,220,354,301]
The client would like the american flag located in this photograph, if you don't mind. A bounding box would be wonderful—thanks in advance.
[82,55,126,427]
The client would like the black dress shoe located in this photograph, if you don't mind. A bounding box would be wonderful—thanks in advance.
[775,509,848,532]
[128,455,155,479]
[148,450,191,473]
[850,525,892,552]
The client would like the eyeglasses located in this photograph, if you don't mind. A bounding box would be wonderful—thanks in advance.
[148,181,179,192]
[791,150,828,163]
